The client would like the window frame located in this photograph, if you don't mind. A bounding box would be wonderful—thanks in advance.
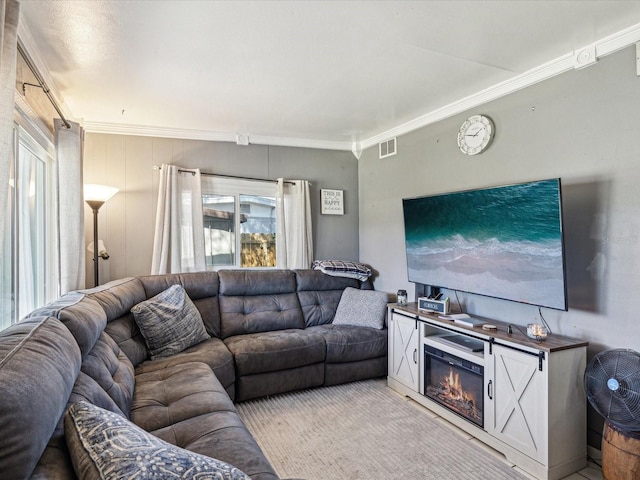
[0,104,57,329]
[201,176,277,270]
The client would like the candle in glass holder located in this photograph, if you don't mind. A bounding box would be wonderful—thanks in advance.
[397,290,407,306]
[527,323,548,340]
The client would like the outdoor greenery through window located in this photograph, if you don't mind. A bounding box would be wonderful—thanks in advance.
[202,177,276,268]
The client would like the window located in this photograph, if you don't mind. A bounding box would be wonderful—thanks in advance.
[0,118,57,330]
[201,177,276,269]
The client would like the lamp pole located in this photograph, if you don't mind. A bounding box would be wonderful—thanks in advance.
[85,200,105,287]
[84,184,118,288]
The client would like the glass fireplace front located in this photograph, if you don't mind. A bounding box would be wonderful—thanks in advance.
[424,343,484,428]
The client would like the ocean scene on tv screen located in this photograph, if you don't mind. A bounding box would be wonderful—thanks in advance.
[403,179,567,310]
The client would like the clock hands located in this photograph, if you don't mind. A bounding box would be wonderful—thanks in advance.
[466,128,483,138]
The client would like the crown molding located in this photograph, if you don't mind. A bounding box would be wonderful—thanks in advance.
[359,22,640,153]
[83,121,353,152]
[18,14,640,158]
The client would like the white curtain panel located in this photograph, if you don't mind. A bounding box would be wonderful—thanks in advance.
[56,119,84,294]
[151,164,206,274]
[276,179,313,269]
[15,146,35,317]
[0,0,19,253]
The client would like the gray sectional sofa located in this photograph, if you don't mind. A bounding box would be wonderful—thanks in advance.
[0,269,388,480]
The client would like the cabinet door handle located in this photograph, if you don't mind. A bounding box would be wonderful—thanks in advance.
[413,348,417,364]
[487,379,493,400]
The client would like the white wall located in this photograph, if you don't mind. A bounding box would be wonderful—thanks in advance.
[358,45,640,447]
[83,137,360,285]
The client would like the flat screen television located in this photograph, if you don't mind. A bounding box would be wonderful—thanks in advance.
[402,178,568,311]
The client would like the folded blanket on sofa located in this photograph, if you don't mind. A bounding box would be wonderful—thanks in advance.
[312,260,371,282]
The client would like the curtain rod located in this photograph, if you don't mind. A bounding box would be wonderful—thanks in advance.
[17,43,72,130]
[152,165,299,185]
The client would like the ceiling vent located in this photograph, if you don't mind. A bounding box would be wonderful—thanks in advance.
[379,137,397,159]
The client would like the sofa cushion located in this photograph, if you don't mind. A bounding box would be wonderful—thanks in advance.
[138,271,222,338]
[235,363,324,402]
[152,411,278,480]
[27,293,107,360]
[332,287,388,329]
[220,293,304,338]
[135,336,235,392]
[79,331,135,417]
[0,317,81,480]
[131,284,209,359]
[132,362,235,432]
[224,329,326,376]
[219,269,296,296]
[69,371,129,418]
[307,324,388,363]
[65,401,250,480]
[104,312,149,367]
[324,357,388,386]
[294,268,360,292]
[297,289,344,327]
[219,270,303,338]
[84,277,147,322]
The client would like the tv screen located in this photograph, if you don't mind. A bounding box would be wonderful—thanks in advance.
[402,178,568,311]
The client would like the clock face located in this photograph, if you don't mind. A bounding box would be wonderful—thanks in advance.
[457,115,494,155]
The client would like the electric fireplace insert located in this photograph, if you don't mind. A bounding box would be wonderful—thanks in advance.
[424,343,484,428]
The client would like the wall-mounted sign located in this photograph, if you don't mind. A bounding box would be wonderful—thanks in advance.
[321,189,344,215]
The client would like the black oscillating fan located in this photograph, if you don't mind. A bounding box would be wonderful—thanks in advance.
[584,349,640,480]
[584,348,640,431]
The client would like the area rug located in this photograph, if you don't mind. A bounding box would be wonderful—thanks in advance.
[236,380,528,480]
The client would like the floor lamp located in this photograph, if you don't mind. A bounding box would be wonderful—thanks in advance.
[84,184,119,287]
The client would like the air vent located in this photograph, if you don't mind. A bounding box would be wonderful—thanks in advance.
[379,137,397,159]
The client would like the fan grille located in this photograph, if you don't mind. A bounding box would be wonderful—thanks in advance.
[585,349,640,431]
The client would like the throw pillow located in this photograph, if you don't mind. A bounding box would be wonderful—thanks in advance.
[131,284,209,359]
[65,401,250,480]
[332,287,388,329]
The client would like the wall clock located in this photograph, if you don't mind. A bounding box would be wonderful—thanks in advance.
[457,114,495,155]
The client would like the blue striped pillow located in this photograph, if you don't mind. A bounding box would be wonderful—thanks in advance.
[131,284,209,359]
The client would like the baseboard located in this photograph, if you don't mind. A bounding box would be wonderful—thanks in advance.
[587,445,602,461]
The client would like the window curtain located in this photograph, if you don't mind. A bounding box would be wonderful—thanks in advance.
[55,119,84,294]
[151,164,206,274]
[0,0,19,253]
[275,179,313,269]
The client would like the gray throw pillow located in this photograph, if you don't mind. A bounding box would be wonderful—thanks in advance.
[131,284,209,359]
[332,287,388,329]
[65,401,250,480]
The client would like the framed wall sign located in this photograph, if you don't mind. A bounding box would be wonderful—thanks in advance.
[321,189,344,215]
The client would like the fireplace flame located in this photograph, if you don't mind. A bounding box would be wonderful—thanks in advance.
[441,368,476,412]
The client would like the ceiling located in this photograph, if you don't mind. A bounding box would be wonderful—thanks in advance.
[18,1,640,152]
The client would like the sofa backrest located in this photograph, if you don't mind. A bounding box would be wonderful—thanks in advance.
[81,277,149,367]
[137,271,221,337]
[27,292,106,361]
[294,269,361,327]
[218,270,304,338]
[0,317,81,480]
[24,280,141,479]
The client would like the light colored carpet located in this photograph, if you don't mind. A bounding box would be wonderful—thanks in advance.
[236,379,528,480]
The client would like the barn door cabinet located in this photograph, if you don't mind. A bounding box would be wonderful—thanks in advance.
[386,303,588,480]
[388,309,421,391]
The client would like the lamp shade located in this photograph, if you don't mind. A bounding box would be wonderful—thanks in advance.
[84,184,119,203]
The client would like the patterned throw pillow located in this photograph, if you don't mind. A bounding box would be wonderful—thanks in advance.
[131,284,209,359]
[332,287,388,329]
[65,401,251,480]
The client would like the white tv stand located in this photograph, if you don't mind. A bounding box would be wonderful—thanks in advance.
[387,303,588,480]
